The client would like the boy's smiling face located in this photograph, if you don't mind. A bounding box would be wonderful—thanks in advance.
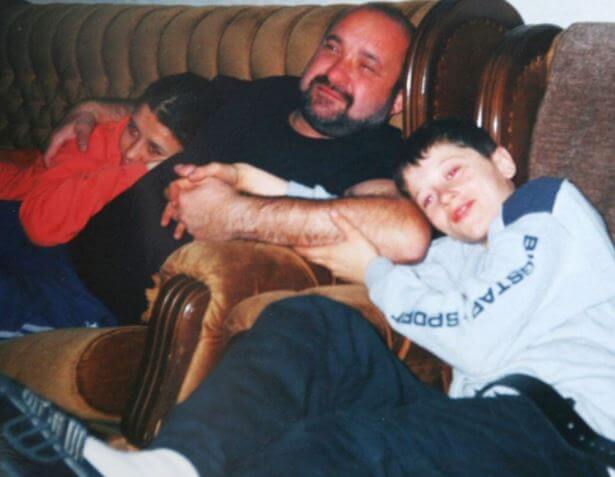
[402,143,516,243]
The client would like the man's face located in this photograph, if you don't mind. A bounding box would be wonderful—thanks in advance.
[402,143,516,243]
[119,104,183,167]
[299,9,409,137]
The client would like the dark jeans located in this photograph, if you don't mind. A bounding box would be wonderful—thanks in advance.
[153,296,607,477]
[0,201,115,334]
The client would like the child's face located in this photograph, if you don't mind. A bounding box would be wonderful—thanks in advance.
[401,143,516,243]
[119,104,183,167]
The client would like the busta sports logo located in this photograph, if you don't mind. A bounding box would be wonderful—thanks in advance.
[391,235,538,328]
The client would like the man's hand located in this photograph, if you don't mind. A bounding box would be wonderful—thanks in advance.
[161,163,240,239]
[161,177,197,240]
[295,209,378,283]
[164,177,243,242]
[161,162,291,240]
[43,110,96,165]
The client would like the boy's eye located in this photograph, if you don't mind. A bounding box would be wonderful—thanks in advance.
[446,166,460,179]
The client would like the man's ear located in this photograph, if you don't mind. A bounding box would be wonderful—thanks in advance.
[492,146,516,180]
[389,89,404,117]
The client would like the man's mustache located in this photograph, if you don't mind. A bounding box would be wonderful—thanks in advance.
[309,75,354,106]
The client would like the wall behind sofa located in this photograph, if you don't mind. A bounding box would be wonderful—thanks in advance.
[26,0,615,29]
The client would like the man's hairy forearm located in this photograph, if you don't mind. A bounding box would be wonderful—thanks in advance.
[229,195,431,263]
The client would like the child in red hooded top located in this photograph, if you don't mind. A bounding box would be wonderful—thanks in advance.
[0,72,216,246]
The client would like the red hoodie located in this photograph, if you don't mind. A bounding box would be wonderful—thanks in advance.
[0,117,147,246]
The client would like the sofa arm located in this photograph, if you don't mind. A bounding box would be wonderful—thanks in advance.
[0,326,146,423]
[145,240,333,388]
[123,240,333,446]
[143,240,332,324]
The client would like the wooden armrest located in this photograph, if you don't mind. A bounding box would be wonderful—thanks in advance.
[123,240,333,446]
[142,240,332,323]
[141,240,334,404]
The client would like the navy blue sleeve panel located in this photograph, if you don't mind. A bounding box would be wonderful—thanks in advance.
[502,177,564,226]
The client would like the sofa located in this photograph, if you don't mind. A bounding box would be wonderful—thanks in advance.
[1,0,613,449]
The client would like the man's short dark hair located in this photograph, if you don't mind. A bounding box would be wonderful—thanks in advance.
[138,72,221,147]
[394,118,498,195]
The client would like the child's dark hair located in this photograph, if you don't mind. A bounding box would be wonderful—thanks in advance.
[137,73,222,147]
[394,118,498,195]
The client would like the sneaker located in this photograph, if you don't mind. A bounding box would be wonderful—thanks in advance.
[0,374,101,476]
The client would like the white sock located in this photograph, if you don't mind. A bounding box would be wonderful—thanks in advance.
[83,437,199,477]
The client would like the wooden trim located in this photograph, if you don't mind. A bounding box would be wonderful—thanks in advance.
[475,24,561,185]
[403,0,523,137]
[122,274,211,447]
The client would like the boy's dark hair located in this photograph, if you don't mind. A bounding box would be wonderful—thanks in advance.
[137,72,223,147]
[394,118,498,195]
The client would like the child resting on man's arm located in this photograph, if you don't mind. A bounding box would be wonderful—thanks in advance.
[0,73,220,247]
[295,118,615,466]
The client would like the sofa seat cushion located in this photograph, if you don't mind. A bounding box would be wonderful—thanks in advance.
[0,326,146,422]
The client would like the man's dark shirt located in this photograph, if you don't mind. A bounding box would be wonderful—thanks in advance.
[69,76,403,324]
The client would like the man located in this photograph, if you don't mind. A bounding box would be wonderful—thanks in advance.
[56,3,431,323]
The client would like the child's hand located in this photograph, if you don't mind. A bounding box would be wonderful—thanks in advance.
[161,184,187,239]
[295,209,378,283]
[174,162,240,187]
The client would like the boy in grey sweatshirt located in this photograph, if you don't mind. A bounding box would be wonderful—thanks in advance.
[298,118,615,475]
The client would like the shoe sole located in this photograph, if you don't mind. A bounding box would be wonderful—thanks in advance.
[0,375,97,477]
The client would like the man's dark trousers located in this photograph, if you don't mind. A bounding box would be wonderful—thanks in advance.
[152,295,607,477]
